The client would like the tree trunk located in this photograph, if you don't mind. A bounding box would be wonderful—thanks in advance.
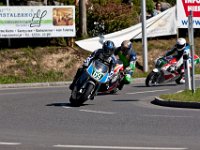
[43,0,47,5]
[79,0,88,37]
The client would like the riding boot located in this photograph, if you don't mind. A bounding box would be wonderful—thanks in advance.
[118,80,125,90]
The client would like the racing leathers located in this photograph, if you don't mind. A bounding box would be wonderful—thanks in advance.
[114,47,138,90]
[164,43,191,74]
[69,48,116,91]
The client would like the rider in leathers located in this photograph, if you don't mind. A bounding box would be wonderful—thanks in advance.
[163,37,190,83]
[114,40,143,90]
[69,40,116,98]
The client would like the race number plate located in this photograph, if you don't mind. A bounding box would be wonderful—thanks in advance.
[92,70,104,80]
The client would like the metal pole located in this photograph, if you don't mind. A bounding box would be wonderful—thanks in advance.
[188,10,195,93]
[190,11,195,93]
[141,0,148,72]
[6,0,9,5]
[183,53,191,90]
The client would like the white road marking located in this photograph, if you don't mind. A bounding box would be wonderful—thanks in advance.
[79,109,116,115]
[143,114,193,118]
[62,106,71,109]
[126,89,169,95]
[53,144,187,150]
[0,142,21,145]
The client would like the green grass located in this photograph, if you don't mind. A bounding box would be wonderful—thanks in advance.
[160,88,200,102]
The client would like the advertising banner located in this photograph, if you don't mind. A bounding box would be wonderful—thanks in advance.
[76,7,177,52]
[0,6,76,38]
[177,0,200,28]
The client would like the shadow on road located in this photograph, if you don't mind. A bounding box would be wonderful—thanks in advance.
[112,99,139,102]
[46,102,90,107]
[133,83,178,88]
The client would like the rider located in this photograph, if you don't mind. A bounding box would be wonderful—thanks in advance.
[114,40,143,90]
[163,37,190,83]
[69,40,116,92]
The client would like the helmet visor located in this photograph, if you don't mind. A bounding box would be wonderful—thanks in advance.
[176,43,185,51]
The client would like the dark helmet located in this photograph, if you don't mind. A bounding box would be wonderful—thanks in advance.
[102,40,115,57]
[176,38,186,51]
[121,40,132,55]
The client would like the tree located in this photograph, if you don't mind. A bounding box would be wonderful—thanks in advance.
[79,0,88,37]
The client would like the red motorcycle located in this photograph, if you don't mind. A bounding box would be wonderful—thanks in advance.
[145,54,200,87]
[98,60,124,94]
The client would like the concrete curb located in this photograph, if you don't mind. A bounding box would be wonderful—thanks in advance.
[0,78,146,89]
[152,97,200,109]
[0,74,199,89]
[0,81,72,89]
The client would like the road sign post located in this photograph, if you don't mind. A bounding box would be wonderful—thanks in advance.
[188,10,195,93]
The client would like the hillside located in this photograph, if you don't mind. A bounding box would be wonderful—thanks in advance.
[0,37,200,84]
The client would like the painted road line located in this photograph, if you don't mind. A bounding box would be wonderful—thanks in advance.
[53,144,187,150]
[126,89,169,95]
[79,109,116,115]
[143,114,193,118]
[0,142,21,145]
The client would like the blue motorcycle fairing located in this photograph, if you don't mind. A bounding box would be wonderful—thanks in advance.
[86,60,109,84]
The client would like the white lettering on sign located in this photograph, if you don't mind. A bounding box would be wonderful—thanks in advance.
[188,6,200,11]
[185,0,200,3]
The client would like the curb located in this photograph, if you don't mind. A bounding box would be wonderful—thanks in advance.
[152,97,200,109]
[0,74,199,89]
[0,78,146,89]
[0,81,72,89]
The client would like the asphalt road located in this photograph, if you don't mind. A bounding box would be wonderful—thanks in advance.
[0,80,200,150]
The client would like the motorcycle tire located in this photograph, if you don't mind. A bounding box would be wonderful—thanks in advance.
[110,88,119,94]
[70,83,95,106]
[145,71,158,87]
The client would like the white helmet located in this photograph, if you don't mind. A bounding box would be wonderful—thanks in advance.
[176,38,186,51]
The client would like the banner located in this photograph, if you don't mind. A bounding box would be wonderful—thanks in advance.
[177,0,200,28]
[75,6,177,52]
[0,6,76,38]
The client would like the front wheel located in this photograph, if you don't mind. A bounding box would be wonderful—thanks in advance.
[70,83,95,106]
[145,71,159,87]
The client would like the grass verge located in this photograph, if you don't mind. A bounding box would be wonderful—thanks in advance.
[160,88,200,102]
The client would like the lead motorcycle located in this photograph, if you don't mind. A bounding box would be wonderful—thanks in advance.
[145,54,200,87]
[70,59,110,106]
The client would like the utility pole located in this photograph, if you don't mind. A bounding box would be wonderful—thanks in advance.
[188,10,195,93]
[141,0,148,72]
[79,0,88,37]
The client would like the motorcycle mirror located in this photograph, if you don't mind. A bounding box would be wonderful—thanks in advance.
[99,34,105,45]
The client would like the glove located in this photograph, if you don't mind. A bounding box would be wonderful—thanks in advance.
[125,66,131,71]
[168,66,176,73]
[108,71,114,81]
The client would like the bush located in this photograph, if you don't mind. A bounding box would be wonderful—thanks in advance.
[87,2,139,37]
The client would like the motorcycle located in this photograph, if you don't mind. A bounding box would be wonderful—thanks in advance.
[98,60,124,94]
[145,54,200,87]
[70,59,110,106]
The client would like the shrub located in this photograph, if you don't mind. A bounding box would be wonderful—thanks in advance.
[87,2,139,37]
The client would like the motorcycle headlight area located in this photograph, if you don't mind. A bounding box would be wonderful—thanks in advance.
[93,61,109,73]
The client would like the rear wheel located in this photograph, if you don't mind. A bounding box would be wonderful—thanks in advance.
[145,71,158,87]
